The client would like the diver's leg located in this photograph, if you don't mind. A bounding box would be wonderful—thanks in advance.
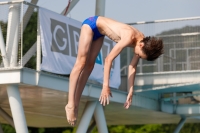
[66,24,93,126]
[74,36,104,107]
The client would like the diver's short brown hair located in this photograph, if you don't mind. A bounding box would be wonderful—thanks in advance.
[141,36,164,61]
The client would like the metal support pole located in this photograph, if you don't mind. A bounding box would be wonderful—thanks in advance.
[95,0,105,16]
[0,25,9,67]
[61,0,79,16]
[173,117,186,133]
[36,9,41,84]
[36,11,41,71]
[7,85,28,133]
[6,3,20,67]
[0,107,14,127]
[22,0,38,31]
[76,101,97,133]
[173,92,177,114]
[86,118,96,133]
[94,103,108,133]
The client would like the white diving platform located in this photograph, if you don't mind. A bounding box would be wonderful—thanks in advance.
[0,68,200,128]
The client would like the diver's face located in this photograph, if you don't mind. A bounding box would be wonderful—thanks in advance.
[134,42,147,59]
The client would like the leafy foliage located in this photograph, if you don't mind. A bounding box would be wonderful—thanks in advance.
[2,123,200,133]
[23,12,37,69]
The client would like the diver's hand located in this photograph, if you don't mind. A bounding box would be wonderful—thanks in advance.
[99,85,112,106]
[124,92,133,109]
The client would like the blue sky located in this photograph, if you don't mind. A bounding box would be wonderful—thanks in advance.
[37,0,200,23]
[0,0,199,23]
[0,0,199,36]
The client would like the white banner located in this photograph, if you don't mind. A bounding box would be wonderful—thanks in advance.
[39,8,121,88]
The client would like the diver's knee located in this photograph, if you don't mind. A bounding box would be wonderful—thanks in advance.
[72,62,86,73]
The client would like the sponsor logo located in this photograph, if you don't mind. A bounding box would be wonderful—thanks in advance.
[50,19,69,55]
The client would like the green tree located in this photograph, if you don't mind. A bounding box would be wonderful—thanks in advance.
[23,12,37,69]
[1,124,15,133]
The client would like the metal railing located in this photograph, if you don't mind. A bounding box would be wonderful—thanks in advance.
[121,16,200,75]
[0,0,38,69]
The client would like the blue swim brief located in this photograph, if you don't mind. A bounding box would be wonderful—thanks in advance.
[82,16,104,41]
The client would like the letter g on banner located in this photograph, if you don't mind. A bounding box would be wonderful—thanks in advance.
[50,18,70,55]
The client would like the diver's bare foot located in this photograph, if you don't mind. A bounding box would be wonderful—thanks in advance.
[65,105,77,126]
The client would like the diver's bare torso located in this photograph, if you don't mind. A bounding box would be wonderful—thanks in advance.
[96,16,144,47]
